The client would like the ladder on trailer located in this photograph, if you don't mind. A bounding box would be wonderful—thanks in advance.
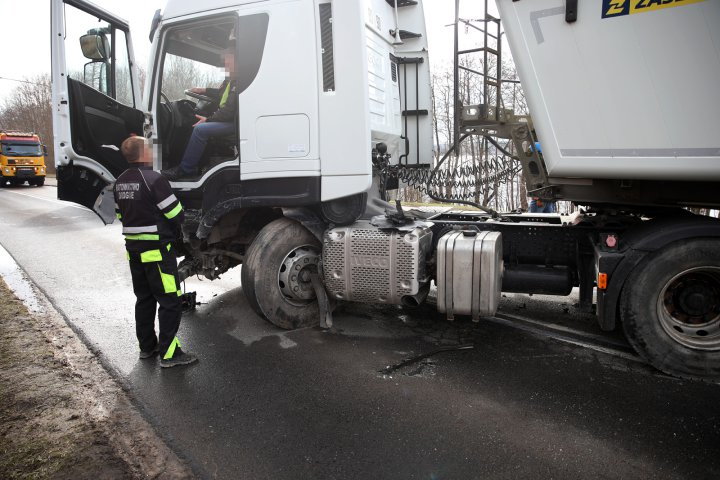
[449,0,548,197]
[380,0,550,209]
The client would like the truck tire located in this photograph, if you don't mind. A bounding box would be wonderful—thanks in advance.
[33,178,45,187]
[620,239,720,381]
[241,217,321,329]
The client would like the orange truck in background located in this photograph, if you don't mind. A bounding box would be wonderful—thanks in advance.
[0,131,47,187]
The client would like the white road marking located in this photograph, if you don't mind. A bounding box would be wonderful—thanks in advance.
[0,189,91,211]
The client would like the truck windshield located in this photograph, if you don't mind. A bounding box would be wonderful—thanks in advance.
[1,143,42,156]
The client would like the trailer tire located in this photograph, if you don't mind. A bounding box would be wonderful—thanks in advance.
[620,239,720,381]
[241,217,321,329]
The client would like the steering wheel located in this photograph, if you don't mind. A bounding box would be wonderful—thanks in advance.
[184,89,214,103]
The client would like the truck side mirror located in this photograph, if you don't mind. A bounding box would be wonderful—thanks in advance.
[80,33,110,60]
[42,145,48,155]
[83,61,109,94]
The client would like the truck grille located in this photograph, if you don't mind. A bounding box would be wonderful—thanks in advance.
[15,167,35,177]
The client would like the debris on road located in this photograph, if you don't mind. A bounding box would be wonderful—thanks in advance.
[380,343,474,375]
[0,277,194,479]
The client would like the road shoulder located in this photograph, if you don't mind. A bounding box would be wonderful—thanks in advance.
[0,275,194,479]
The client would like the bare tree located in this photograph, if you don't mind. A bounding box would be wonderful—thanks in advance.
[160,55,221,101]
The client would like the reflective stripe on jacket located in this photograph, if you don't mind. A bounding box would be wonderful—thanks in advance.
[113,166,184,251]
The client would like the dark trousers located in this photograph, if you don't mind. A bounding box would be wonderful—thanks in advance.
[128,246,182,356]
[179,121,235,173]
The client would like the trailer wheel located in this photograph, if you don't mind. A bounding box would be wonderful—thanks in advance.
[620,239,720,381]
[241,217,321,329]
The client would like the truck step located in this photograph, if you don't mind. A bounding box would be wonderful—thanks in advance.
[398,30,422,40]
[402,109,429,117]
[392,54,424,65]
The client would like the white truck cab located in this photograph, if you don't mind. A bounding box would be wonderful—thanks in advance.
[51,0,432,224]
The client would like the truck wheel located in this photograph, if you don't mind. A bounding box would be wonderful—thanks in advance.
[241,217,321,329]
[620,239,720,381]
[33,178,45,187]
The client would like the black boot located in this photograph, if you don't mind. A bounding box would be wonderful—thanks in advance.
[160,348,198,368]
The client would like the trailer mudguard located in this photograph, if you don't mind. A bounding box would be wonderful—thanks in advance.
[596,216,720,331]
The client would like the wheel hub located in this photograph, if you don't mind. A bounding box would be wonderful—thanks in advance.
[658,267,720,351]
[278,246,320,305]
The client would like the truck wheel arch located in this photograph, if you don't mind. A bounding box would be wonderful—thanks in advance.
[196,200,327,245]
[599,216,720,331]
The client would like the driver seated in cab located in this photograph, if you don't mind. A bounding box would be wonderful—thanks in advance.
[162,39,237,181]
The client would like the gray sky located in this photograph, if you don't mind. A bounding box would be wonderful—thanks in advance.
[0,0,493,103]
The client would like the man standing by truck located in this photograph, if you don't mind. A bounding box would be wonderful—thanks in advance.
[115,135,197,368]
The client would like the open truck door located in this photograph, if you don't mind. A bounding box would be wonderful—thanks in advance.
[51,0,145,224]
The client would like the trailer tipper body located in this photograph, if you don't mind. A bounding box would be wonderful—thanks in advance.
[496,0,720,208]
[51,0,720,380]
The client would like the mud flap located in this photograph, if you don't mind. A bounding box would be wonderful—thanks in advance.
[309,272,332,329]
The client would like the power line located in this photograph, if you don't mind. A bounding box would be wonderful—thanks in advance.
[0,76,45,86]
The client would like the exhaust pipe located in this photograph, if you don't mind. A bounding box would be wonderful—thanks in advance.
[392,1,404,45]
[401,285,430,308]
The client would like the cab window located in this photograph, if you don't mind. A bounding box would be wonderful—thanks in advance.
[1,143,42,156]
[156,18,238,169]
[155,14,269,170]
[63,2,134,106]
[114,29,135,106]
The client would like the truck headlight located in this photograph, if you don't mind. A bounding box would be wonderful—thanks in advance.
[3,168,9,173]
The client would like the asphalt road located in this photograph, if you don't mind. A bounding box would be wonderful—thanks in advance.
[1,183,719,480]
